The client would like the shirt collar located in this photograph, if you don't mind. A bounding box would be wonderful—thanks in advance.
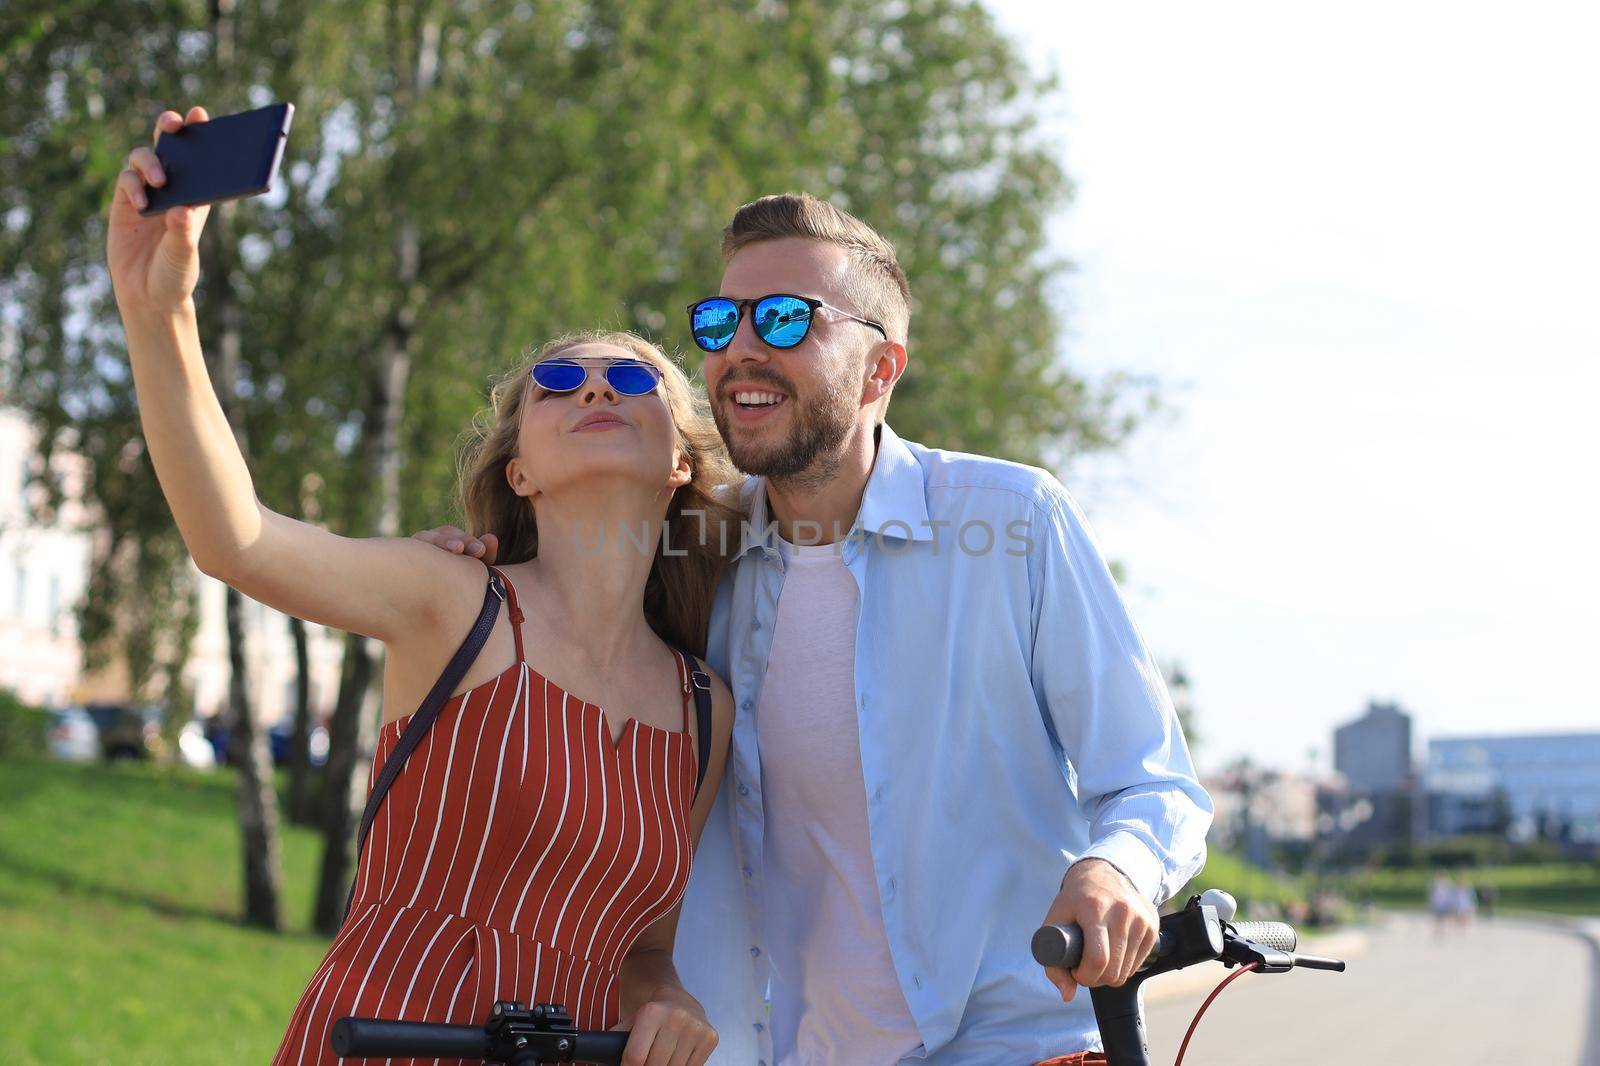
[734,422,932,560]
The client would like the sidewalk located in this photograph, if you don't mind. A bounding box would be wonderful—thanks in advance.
[1142,911,1597,1065]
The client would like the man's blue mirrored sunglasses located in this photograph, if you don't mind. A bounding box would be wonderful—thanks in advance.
[687,294,888,352]
[529,358,662,396]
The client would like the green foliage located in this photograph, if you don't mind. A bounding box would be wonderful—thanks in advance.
[1334,862,1600,917]
[0,757,329,1065]
[1175,846,1309,918]
[3,0,1151,703]
[0,691,49,759]
[0,0,262,697]
[1369,835,1569,870]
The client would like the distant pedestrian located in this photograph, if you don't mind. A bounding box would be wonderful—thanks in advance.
[1453,880,1478,926]
[1476,882,1498,921]
[1429,874,1455,934]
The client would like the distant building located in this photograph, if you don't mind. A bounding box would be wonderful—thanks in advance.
[1334,700,1412,791]
[1204,765,1319,866]
[1316,776,1415,859]
[1323,700,1417,855]
[1427,733,1600,844]
[0,407,93,706]
[186,563,347,729]
[0,403,342,726]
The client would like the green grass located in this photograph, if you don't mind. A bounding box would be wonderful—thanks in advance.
[0,757,334,1066]
[0,755,1317,1064]
[1332,863,1600,916]
[1179,848,1600,921]
[10,754,1590,1064]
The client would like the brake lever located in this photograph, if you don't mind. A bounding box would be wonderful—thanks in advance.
[1292,953,1347,972]
[1220,937,1296,974]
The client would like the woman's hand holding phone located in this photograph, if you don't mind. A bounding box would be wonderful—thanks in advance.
[100,103,483,679]
[108,107,212,318]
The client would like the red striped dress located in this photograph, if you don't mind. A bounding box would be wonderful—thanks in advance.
[271,568,699,1066]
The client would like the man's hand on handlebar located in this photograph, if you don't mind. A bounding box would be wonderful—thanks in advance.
[412,524,499,564]
[1040,858,1160,1003]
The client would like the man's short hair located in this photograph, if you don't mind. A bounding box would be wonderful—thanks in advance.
[721,193,911,346]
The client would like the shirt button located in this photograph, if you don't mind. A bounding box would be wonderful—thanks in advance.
[754,1022,764,1033]
[741,699,753,711]
[913,974,923,990]
[887,876,897,891]
[742,865,754,879]
[873,786,884,802]
[750,945,762,958]
[752,619,762,631]
[738,783,750,797]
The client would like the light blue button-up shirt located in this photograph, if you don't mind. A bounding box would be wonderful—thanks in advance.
[673,424,1212,1065]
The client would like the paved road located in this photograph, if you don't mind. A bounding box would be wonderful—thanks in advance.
[1138,912,1598,1066]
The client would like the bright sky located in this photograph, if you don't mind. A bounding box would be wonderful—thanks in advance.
[983,0,1600,775]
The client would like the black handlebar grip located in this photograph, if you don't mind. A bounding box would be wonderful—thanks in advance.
[1031,923,1085,969]
[330,1017,490,1059]
[572,1029,631,1064]
[1228,921,1297,953]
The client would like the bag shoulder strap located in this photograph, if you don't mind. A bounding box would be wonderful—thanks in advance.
[682,651,714,799]
[344,565,505,919]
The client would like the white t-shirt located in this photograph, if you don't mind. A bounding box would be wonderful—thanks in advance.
[757,534,923,1065]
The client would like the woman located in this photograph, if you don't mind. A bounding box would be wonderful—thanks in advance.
[108,107,739,1066]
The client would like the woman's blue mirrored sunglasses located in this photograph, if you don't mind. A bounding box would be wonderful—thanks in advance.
[687,294,888,352]
[529,358,661,396]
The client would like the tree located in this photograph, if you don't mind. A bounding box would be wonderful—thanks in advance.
[5,0,1154,934]
[1165,661,1201,757]
[198,0,287,932]
[1,0,311,928]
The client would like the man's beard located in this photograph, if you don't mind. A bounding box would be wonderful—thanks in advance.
[713,374,857,486]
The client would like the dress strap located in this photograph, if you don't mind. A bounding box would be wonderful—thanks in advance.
[484,564,526,663]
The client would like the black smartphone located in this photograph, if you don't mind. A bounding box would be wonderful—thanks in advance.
[139,102,295,217]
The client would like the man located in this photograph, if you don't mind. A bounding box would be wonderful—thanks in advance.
[419,194,1211,1064]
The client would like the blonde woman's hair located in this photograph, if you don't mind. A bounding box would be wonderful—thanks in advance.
[456,331,741,656]
[721,192,911,346]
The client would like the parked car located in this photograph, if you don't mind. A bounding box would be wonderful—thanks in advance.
[82,703,165,761]
[269,719,329,767]
[273,720,330,767]
[208,717,328,768]
[48,706,101,762]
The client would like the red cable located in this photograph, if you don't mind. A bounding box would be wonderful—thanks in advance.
[1173,962,1259,1066]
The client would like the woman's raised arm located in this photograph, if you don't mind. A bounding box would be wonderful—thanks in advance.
[108,107,466,643]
